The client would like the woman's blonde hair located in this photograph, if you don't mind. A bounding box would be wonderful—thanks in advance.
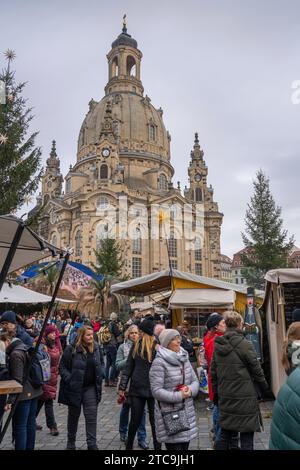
[133,332,155,363]
[74,325,94,354]
[224,311,243,328]
[125,324,139,341]
[282,321,300,373]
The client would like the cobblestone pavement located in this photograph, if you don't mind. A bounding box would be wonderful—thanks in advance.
[0,386,273,450]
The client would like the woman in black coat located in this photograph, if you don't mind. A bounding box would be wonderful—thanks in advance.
[118,317,161,450]
[58,325,104,450]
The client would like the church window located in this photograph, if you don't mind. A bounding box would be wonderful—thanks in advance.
[126,55,136,77]
[158,173,168,191]
[96,223,109,251]
[97,196,109,211]
[195,263,202,276]
[51,234,57,247]
[170,259,178,269]
[132,86,136,93]
[100,164,108,180]
[132,257,142,278]
[169,231,177,258]
[66,179,71,194]
[132,227,142,255]
[75,230,81,256]
[112,57,119,77]
[149,124,156,141]
[195,237,202,261]
[195,188,202,202]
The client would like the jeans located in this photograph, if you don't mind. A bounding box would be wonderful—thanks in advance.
[126,396,159,450]
[215,429,254,450]
[12,398,38,450]
[213,405,221,442]
[119,402,147,442]
[165,442,190,450]
[104,344,118,382]
[67,386,98,448]
[36,399,57,429]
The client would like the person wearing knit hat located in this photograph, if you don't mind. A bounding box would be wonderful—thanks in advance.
[118,315,160,450]
[203,312,226,447]
[36,322,62,436]
[138,316,155,336]
[0,310,33,348]
[149,329,199,450]
[158,329,180,348]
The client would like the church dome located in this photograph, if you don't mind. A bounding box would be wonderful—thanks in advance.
[77,92,171,161]
[111,31,138,50]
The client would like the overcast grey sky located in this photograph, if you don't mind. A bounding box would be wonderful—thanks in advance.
[1,0,299,257]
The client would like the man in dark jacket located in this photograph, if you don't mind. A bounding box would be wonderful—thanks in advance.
[211,311,268,450]
[6,337,42,450]
[0,311,33,348]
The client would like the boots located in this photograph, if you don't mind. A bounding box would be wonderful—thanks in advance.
[66,440,76,450]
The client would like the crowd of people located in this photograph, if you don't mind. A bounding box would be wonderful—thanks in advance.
[0,307,300,450]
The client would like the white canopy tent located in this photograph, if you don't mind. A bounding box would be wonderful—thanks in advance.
[0,283,76,304]
[169,288,236,309]
[0,215,63,276]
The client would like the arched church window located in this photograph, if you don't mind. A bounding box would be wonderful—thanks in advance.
[75,230,81,256]
[195,187,202,202]
[149,124,156,141]
[112,57,119,77]
[158,173,168,191]
[97,196,109,211]
[51,234,58,247]
[126,55,136,77]
[100,164,108,180]
[132,227,142,255]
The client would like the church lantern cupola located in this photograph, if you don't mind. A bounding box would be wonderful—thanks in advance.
[105,15,144,96]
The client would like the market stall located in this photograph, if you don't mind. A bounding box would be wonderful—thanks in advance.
[261,268,300,397]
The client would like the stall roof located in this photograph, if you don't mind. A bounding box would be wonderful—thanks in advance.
[0,215,65,275]
[265,268,300,284]
[111,269,264,297]
[0,283,76,304]
[169,289,236,309]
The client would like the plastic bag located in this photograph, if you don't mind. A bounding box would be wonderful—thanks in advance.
[197,366,208,394]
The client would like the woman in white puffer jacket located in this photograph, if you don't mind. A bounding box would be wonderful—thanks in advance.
[149,329,199,450]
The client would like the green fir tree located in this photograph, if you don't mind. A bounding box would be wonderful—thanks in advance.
[0,49,42,215]
[241,170,294,289]
[92,238,125,278]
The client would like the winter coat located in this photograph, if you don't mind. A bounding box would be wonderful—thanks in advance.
[203,330,224,401]
[149,347,199,444]
[40,340,62,401]
[116,340,133,372]
[107,321,123,347]
[58,341,104,408]
[181,336,197,363]
[211,328,268,433]
[269,365,300,449]
[6,338,42,402]
[119,341,156,398]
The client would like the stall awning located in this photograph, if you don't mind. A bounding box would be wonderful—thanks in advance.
[265,269,300,284]
[168,289,236,309]
[0,283,76,304]
[0,215,65,275]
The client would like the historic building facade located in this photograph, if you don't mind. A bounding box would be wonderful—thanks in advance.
[34,24,223,279]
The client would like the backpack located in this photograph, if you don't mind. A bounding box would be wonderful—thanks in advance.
[98,325,112,345]
[27,344,51,389]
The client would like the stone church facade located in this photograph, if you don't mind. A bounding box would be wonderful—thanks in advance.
[34,24,223,279]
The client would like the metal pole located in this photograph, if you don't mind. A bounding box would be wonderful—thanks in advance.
[0,221,25,292]
[0,251,71,444]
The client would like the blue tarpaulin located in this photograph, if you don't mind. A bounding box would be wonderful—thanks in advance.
[18,261,103,282]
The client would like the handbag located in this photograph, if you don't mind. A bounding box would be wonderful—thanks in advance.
[157,365,191,436]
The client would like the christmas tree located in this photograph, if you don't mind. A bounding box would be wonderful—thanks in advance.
[241,170,294,289]
[92,238,124,278]
[0,49,42,215]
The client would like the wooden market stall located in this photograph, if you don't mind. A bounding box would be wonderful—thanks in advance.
[111,269,264,339]
[260,268,300,397]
